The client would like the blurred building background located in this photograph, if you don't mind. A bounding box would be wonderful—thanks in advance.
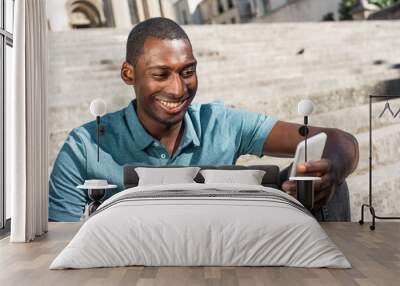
[189,0,343,24]
[47,1,400,222]
[47,0,177,30]
[47,0,400,30]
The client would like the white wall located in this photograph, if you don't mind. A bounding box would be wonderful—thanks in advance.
[47,0,179,31]
[147,0,161,17]
[135,0,145,21]
[162,0,178,21]
[111,0,132,28]
[47,0,71,31]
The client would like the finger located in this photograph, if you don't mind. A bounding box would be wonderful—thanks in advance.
[296,163,307,174]
[286,188,297,198]
[281,181,297,198]
[297,159,332,174]
[314,185,336,207]
[296,171,322,177]
[313,173,333,192]
[282,181,296,193]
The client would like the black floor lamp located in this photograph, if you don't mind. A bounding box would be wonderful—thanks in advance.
[359,95,400,230]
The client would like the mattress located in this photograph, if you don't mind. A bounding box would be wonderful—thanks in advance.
[50,183,351,269]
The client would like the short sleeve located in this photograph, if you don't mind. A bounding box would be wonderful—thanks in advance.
[227,107,278,157]
[48,129,88,221]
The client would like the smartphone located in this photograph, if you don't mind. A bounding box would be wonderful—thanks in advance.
[289,132,327,178]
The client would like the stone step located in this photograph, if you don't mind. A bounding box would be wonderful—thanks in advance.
[49,29,400,65]
[48,75,397,131]
[48,48,400,63]
[48,65,398,82]
[49,76,399,111]
[48,21,400,44]
[49,62,400,80]
[294,98,400,135]
[49,36,400,52]
[49,62,399,97]
[199,78,394,119]
[49,55,397,84]
[48,94,132,134]
[49,71,389,99]
[354,123,400,174]
[48,57,400,77]
[49,44,400,67]
[346,161,400,222]
[50,45,398,64]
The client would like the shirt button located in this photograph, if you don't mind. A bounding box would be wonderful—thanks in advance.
[160,154,166,159]
[154,142,159,147]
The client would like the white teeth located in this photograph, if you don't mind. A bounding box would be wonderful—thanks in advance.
[159,100,185,109]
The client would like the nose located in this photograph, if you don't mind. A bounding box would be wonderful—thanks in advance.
[166,73,187,99]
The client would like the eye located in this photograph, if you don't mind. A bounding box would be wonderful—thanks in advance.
[152,73,169,80]
[181,68,196,78]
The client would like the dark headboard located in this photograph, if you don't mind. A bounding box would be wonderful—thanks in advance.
[123,164,281,189]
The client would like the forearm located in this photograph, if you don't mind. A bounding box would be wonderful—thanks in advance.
[322,128,359,184]
[263,121,360,182]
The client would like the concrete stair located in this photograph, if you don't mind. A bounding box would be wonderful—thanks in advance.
[48,21,400,221]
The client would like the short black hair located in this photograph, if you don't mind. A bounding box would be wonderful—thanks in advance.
[126,17,191,66]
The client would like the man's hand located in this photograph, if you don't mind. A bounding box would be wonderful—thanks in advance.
[281,159,338,208]
[264,121,359,209]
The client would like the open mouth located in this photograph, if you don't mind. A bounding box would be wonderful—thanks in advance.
[156,98,189,114]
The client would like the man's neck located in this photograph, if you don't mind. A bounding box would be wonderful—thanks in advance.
[136,107,184,156]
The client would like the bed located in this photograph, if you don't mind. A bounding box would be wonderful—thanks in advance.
[49,165,350,269]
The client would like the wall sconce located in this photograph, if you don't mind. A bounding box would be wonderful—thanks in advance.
[90,99,106,162]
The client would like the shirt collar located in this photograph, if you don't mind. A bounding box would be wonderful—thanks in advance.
[124,99,200,151]
[183,111,200,148]
[124,100,154,150]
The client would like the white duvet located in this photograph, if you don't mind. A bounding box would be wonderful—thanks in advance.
[50,183,351,269]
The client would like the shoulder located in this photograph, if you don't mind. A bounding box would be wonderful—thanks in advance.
[188,100,234,120]
[189,100,260,123]
[189,100,226,112]
[187,100,257,140]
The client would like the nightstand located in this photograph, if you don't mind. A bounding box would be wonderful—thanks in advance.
[77,184,117,215]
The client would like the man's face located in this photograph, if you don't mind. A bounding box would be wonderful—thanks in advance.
[131,37,198,127]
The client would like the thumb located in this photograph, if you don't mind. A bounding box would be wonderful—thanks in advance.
[282,180,294,192]
[296,163,307,174]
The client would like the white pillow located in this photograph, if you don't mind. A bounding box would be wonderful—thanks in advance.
[135,167,201,186]
[200,169,266,185]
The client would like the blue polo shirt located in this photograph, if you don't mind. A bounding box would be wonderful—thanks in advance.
[48,100,278,221]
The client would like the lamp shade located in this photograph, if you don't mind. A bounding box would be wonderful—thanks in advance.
[298,99,314,116]
[90,99,107,117]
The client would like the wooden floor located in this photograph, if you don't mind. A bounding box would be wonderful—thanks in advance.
[0,222,399,286]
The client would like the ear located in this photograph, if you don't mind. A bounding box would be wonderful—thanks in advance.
[121,61,136,85]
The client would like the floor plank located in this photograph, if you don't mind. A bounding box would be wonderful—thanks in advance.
[0,222,399,286]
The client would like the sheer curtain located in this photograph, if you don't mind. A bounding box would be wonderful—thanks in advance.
[7,0,48,242]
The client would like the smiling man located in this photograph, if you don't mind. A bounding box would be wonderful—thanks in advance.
[48,18,359,222]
